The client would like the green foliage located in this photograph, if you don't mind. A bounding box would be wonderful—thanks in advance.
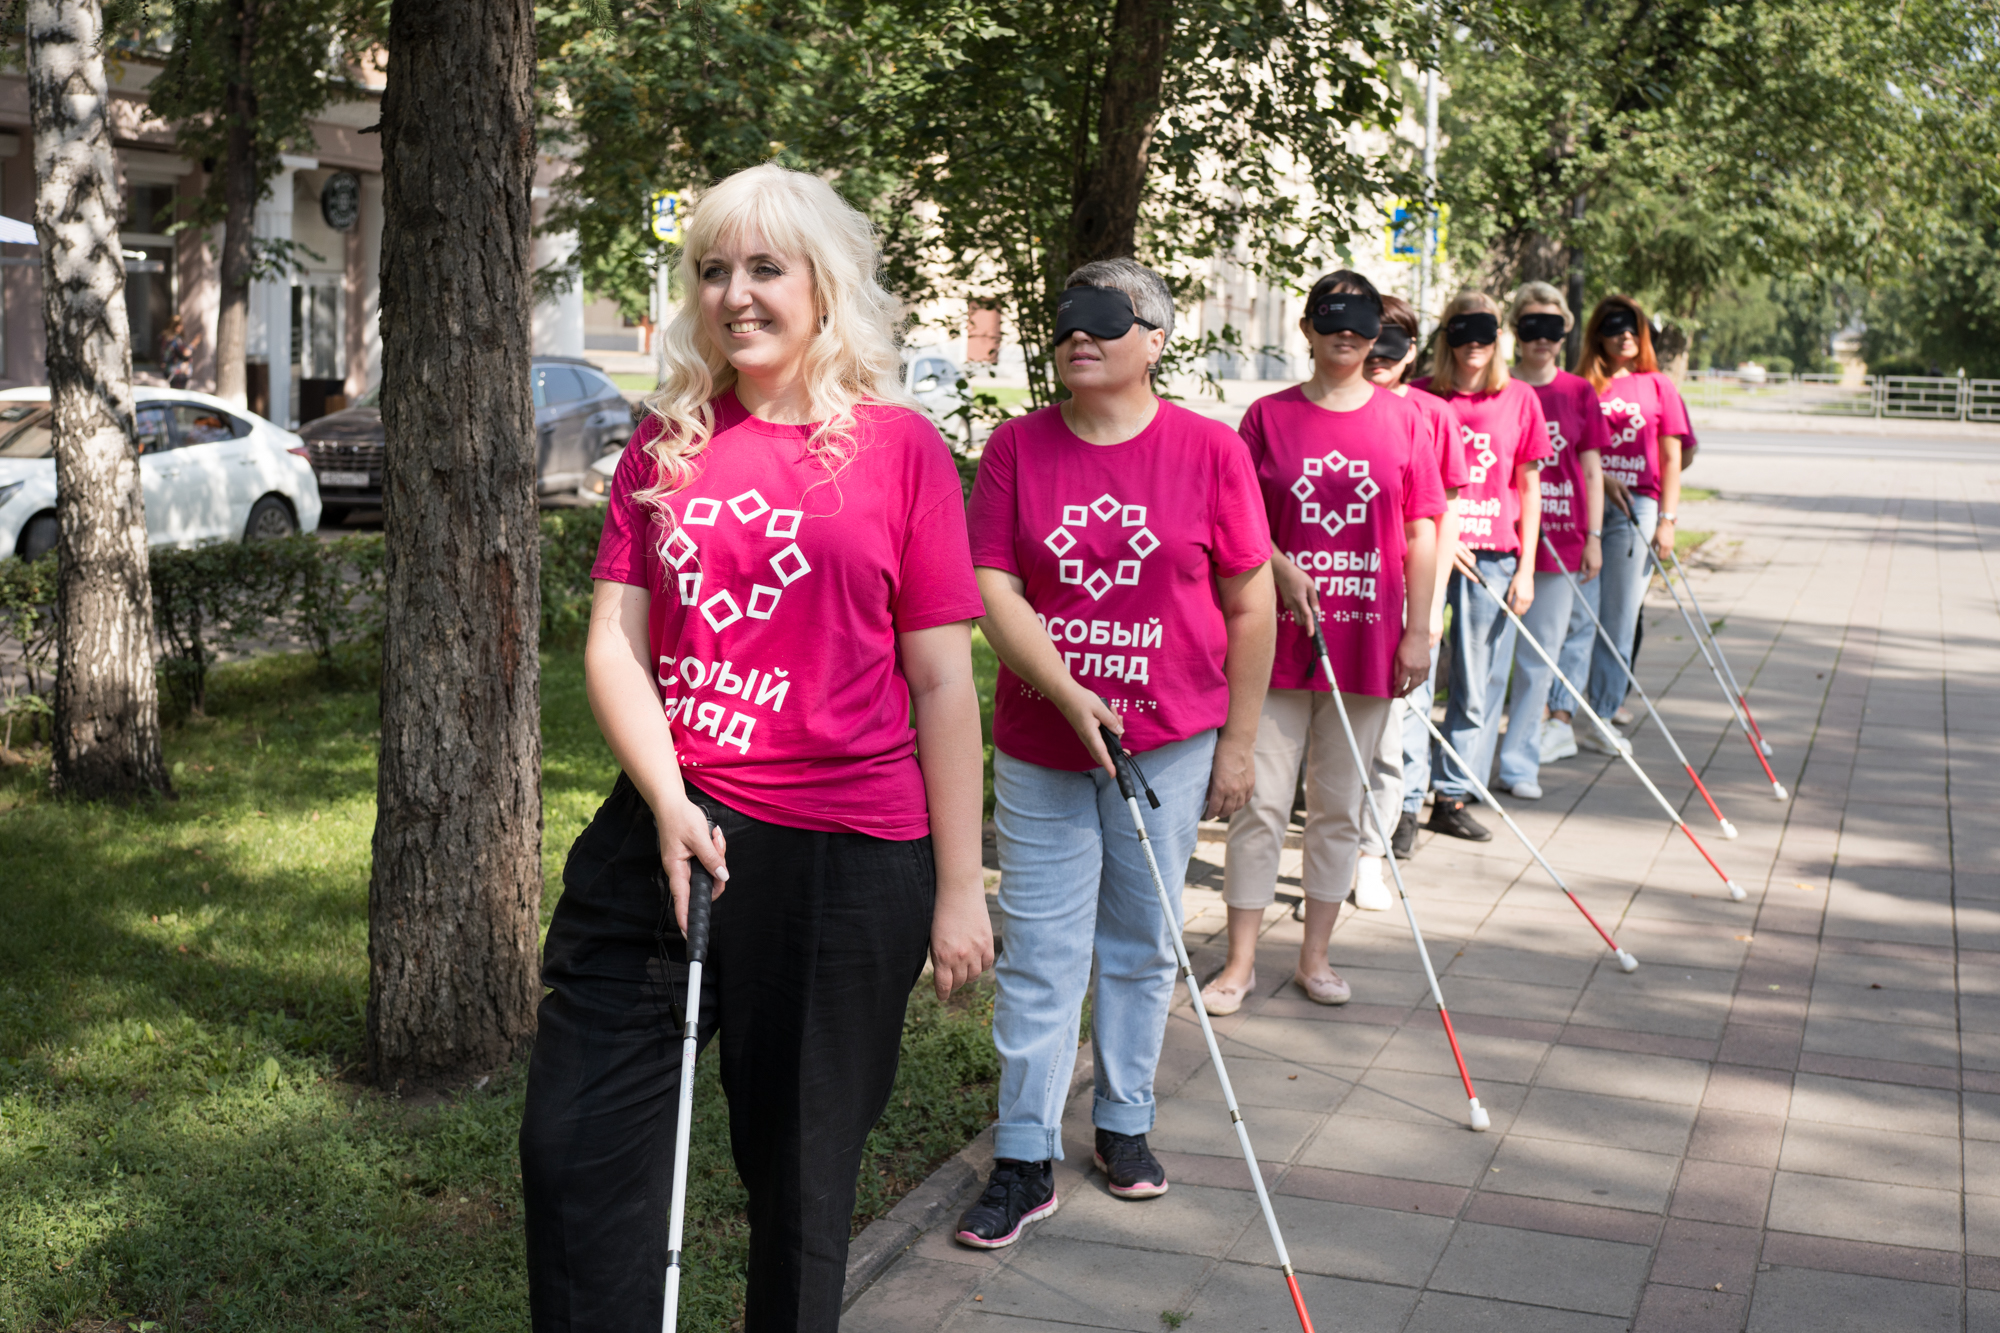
[538,508,608,650]
[0,648,999,1332]
[144,0,383,238]
[0,552,56,700]
[1687,277,1846,373]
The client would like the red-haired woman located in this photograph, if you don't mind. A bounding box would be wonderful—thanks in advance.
[1569,295,1693,738]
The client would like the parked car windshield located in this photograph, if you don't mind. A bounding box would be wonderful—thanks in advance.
[0,407,51,459]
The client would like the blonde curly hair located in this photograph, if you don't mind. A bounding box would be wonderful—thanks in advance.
[635,163,913,515]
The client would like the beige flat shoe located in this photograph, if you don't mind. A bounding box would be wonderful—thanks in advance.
[1200,970,1256,1017]
[1294,968,1352,1006]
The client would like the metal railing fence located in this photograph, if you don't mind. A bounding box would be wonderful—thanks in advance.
[1685,370,2000,423]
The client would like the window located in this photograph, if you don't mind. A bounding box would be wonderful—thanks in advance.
[538,366,585,405]
[122,180,179,372]
[578,369,619,400]
[172,404,247,444]
[136,405,175,454]
[0,408,51,459]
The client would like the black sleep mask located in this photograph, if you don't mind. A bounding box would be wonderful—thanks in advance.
[1053,285,1159,344]
[1516,312,1567,344]
[1597,305,1641,339]
[1367,324,1414,362]
[1445,312,1499,347]
[1308,291,1382,339]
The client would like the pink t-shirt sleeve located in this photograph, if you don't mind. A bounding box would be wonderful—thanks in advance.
[1516,386,1554,467]
[1210,435,1273,577]
[1431,401,1469,490]
[591,421,661,587]
[1583,382,1613,456]
[1402,419,1448,523]
[894,439,986,631]
[1656,375,1693,439]
[966,421,1022,574]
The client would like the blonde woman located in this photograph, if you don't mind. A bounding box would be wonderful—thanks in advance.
[1413,291,1551,837]
[520,163,992,1333]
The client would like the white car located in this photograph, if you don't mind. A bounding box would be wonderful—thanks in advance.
[0,386,320,561]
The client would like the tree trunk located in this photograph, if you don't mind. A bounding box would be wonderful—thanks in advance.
[28,0,169,800]
[212,0,259,406]
[368,0,542,1087]
[1565,191,1588,367]
[1068,0,1175,268]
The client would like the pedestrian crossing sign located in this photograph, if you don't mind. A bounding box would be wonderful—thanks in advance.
[1385,201,1448,264]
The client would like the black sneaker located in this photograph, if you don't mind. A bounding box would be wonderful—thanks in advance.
[1093,1128,1169,1199]
[954,1158,1057,1249]
[1390,809,1419,859]
[1426,798,1492,842]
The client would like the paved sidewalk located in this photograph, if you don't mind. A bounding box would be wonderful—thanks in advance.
[844,434,2000,1332]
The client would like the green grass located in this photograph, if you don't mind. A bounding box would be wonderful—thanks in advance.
[0,650,998,1332]
[1680,486,1719,503]
[609,372,657,394]
[1676,528,1713,555]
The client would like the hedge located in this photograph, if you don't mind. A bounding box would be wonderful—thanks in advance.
[0,510,608,725]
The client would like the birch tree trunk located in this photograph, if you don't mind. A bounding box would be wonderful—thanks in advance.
[29,0,169,800]
[367,0,542,1086]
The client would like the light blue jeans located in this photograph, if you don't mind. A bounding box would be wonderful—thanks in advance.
[1434,551,1519,801]
[1398,643,1442,816]
[1586,495,1659,719]
[1497,571,1576,789]
[1547,573,1600,717]
[990,729,1215,1163]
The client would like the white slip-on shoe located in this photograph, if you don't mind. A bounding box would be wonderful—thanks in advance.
[1294,968,1352,1005]
[1540,718,1578,762]
[1352,856,1393,911]
[1200,970,1255,1017]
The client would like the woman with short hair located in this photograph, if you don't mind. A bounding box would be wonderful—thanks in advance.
[1571,294,1693,739]
[1415,291,1552,838]
[959,257,1273,1246]
[1201,270,1443,1015]
[1495,281,1607,796]
[520,163,992,1333]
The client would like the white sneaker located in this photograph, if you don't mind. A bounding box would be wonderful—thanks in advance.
[1502,778,1543,800]
[1577,722,1628,756]
[1540,719,1578,762]
[1352,856,1393,910]
[1613,706,1635,726]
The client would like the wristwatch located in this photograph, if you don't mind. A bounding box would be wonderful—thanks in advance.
[1661,512,1678,522]
[1587,528,1603,537]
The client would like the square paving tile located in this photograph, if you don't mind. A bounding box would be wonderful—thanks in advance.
[1417,975,1585,1024]
[1178,1263,1419,1333]
[1297,1113,1499,1186]
[1222,1015,1399,1067]
[1146,1099,1324,1163]
[1766,1171,1963,1251]
[1510,1086,1699,1155]
[1444,943,1599,989]
[1371,1024,1551,1085]
[1779,1120,1963,1191]
[1226,1195,1452,1285]
[1427,1221,1651,1316]
[1403,1290,1630,1332]
[1569,966,1737,1039]
[1480,1135,1682,1213]
[1037,1181,1260,1258]
[1786,1072,1961,1137]
[1747,1267,1961,1333]
[1168,1058,1359,1112]
[1337,1068,1529,1132]
[1802,1013,1961,1067]
[963,1238,1206,1331]
[1537,1044,1712,1104]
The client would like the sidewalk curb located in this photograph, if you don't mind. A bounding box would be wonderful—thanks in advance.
[840,1046,1096,1311]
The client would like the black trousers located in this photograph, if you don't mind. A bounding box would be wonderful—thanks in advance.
[520,775,936,1332]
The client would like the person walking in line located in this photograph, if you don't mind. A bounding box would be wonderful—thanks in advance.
[1415,291,1552,840]
[1358,292,1464,869]
[956,259,1274,1247]
[158,315,195,390]
[519,163,993,1333]
[1495,281,1607,797]
[1201,270,1442,1016]
[1572,294,1693,741]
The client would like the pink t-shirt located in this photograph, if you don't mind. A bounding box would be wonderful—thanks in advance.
[1395,385,1469,490]
[1596,370,1693,500]
[1529,371,1611,574]
[1240,386,1447,698]
[1414,376,1552,555]
[967,400,1271,771]
[591,393,984,839]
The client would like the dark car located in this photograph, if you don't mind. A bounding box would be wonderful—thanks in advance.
[300,357,637,525]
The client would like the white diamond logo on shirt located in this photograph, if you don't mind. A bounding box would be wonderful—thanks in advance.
[1602,397,1645,448]
[1294,451,1375,538]
[1463,428,1497,484]
[1546,419,1569,458]
[1048,493,1159,599]
[658,495,815,630]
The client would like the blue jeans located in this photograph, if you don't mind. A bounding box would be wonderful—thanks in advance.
[1399,642,1441,815]
[1434,551,1519,801]
[990,729,1215,1163]
[1587,495,1659,719]
[1547,573,1600,716]
[1498,571,1576,788]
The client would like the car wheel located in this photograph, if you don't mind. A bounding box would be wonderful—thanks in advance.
[18,512,57,561]
[244,495,298,542]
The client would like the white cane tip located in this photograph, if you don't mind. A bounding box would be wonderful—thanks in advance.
[1760,740,1774,757]
[1721,820,1739,840]
[1773,784,1790,801]
[1468,1100,1491,1132]
[1727,881,1748,901]
[1617,950,1639,972]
